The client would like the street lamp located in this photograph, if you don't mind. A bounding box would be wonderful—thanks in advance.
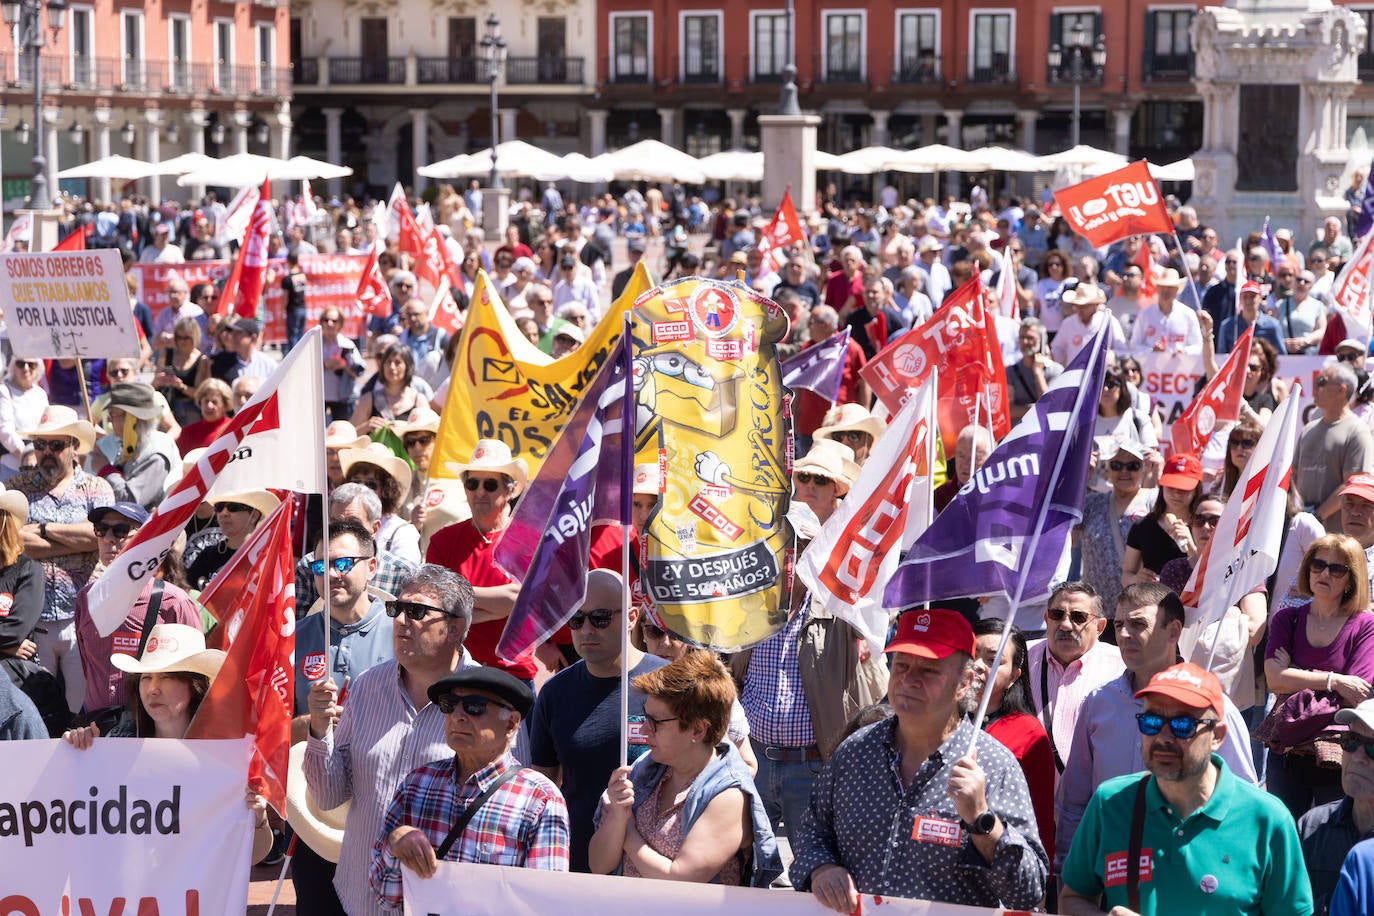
[3,0,66,209]
[210,121,227,147]
[119,120,135,147]
[777,0,799,116]
[480,13,507,190]
[1046,23,1106,149]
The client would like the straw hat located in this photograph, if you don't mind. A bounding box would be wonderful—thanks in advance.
[815,403,886,445]
[444,439,530,496]
[1062,283,1107,307]
[325,421,369,451]
[110,623,226,678]
[22,405,98,453]
[340,442,414,496]
[212,490,282,520]
[0,490,28,526]
[284,741,347,863]
[1154,268,1187,290]
[395,408,440,437]
[792,439,861,496]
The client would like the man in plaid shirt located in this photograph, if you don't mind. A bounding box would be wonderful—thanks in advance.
[370,667,569,908]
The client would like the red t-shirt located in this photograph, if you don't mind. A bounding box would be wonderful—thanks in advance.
[495,242,534,261]
[985,711,1056,863]
[824,269,864,312]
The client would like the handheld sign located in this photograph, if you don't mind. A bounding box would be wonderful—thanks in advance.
[0,248,141,358]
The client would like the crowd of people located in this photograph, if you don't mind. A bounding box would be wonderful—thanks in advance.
[5,175,1374,914]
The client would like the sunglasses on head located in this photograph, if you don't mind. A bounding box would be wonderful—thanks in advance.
[1046,606,1093,626]
[1340,732,1374,759]
[436,693,512,717]
[1309,558,1351,578]
[29,439,70,452]
[385,599,447,621]
[568,608,616,630]
[93,522,137,539]
[213,502,254,514]
[1108,460,1142,472]
[1136,712,1218,739]
[464,477,504,493]
[795,472,834,486]
[309,555,369,576]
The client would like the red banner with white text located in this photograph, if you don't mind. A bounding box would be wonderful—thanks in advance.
[1053,160,1175,249]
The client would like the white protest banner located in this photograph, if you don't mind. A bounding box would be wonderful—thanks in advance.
[1276,354,1328,423]
[1133,349,1204,426]
[405,863,1019,916]
[0,249,141,358]
[0,736,254,915]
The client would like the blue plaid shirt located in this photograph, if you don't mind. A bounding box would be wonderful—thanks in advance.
[740,603,815,747]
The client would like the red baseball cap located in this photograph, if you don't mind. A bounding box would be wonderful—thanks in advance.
[1134,662,1224,718]
[1159,452,1202,489]
[1239,280,1263,296]
[1341,473,1374,504]
[885,609,976,659]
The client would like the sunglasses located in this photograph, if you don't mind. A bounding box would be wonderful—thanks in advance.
[568,608,616,630]
[1339,352,1362,363]
[1309,558,1351,578]
[641,623,667,641]
[309,555,369,576]
[385,599,447,621]
[833,430,869,444]
[93,522,137,539]
[1339,733,1374,760]
[1103,380,1121,390]
[1246,363,1264,372]
[13,360,39,369]
[29,439,70,452]
[404,433,436,447]
[436,693,513,717]
[394,283,414,290]
[1136,712,1218,739]
[795,472,834,486]
[1230,438,1257,449]
[1192,514,1222,528]
[1046,606,1094,626]
[213,501,254,514]
[1108,460,1142,472]
[464,477,504,493]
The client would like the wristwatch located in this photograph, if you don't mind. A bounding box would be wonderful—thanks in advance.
[39,522,48,541]
[966,811,998,836]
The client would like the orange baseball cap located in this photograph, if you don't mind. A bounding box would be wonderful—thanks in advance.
[1134,662,1224,718]
[885,609,976,660]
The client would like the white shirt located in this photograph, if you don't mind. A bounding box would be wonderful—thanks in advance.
[1051,309,1127,366]
[1129,301,1203,354]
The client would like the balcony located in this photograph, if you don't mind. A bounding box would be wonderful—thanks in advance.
[968,61,1016,85]
[328,57,405,84]
[814,54,864,85]
[417,57,479,84]
[1,53,290,97]
[294,57,318,84]
[1142,55,1192,84]
[504,56,583,85]
[893,55,941,85]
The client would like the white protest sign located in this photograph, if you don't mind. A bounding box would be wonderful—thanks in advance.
[0,736,254,915]
[0,249,141,358]
[1133,350,1204,426]
[405,863,1018,916]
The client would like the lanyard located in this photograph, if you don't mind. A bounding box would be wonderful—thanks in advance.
[1039,656,1066,774]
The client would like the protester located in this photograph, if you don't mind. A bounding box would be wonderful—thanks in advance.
[209,318,276,384]
[813,403,884,465]
[1123,452,1203,583]
[183,490,280,589]
[1299,697,1374,915]
[1296,363,1374,533]
[176,378,235,454]
[352,342,432,434]
[341,441,421,564]
[325,420,369,490]
[0,357,48,475]
[1007,317,1062,421]
[1080,440,1156,614]
[793,304,868,455]
[321,307,368,422]
[94,383,179,509]
[396,409,439,518]
[934,425,993,512]
[1051,283,1125,367]
[790,439,859,526]
[1219,280,1287,354]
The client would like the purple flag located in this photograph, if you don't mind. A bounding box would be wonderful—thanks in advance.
[1357,159,1374,241]
[1260,216,1279,271]
[781,328,850,402]
[883,324,1110,619]
[493,336,632,662]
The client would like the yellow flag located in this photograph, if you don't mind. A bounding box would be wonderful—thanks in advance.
[433,264,653,477]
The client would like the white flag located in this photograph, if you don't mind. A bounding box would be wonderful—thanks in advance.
[995,245,1018,319]
[795,376,937,649]
[1333,227,1374,344]
[384,182,406,242]
[86,329,327,636]
[215,183,260,248]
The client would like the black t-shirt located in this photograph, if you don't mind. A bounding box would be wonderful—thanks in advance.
[1126,516,1185,574]
[282,269,308,316]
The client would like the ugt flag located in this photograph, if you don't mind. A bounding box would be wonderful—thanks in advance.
[781,327,851,401]
[756,190,806,273]
[884,325,1110,618]
[493,331,633,662]
[1171,324,1252,457]
[1332,226,1374,343]
[1052,160,1173,249]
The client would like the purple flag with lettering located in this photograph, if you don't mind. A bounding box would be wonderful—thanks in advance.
[781,328,850,401]
[1260,216,1280,270]
[494,334,633,662]
[883,325,1109,620]
[1357,159,1374,240]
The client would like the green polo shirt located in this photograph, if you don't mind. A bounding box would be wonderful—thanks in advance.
[1062,755,1313,915]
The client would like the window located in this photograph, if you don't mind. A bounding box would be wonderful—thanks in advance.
[214,19,234,91]
[682,13,721,82]
[970,11,1012,82]
[1047,11,1102,83]
[256,24,275,93]
[611,13,650,83]
[752,12,789,81]
[445,17,477,81]
[537,17,567,82]
[895,11,938,82]
[824,11,864,82]
[69,6,93,86]
[121,11,144,88]
[168,15,190,90]
[1360,9,1374,75]
[1145,9,1192,78]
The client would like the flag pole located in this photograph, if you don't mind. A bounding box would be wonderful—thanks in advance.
[320,358,334,672]
[966,324,1110,753]
[1169,228,1206,315]
[619,312,634,770]
[926,368,938,530]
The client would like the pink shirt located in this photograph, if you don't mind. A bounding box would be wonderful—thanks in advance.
[1026,638,1124,776]
[73,577,202,711]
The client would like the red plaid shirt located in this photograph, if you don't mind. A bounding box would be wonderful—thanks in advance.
[370,752,569,909]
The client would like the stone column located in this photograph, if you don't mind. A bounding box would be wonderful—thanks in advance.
[759,114,822,220]
[1016,110,1039,154]
[657,107,678,147]
[587,109,608,156]
[870,109,890,148]
[143,108,162,203]
[273,102,292,161]
[411,109,429,193]
[726,108,747,149]
[943,109,964,198]
[233,109,251,155]
[92,105,112,203]
[42,106,58,205]
[186,107,207,204]
[499,108,518,144]
[1111,107,1133,156]
[323,107,344,196]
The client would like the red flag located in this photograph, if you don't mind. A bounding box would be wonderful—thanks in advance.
[1053,161,1174,248]
[860,276,1010,452]
[1171,324,1252,456]
[185,498,296,814]
[221,177,272,318]
[354,247,393,318]
[1134,237,1157,301]
[54,227,86,251]
[392,193,425,258]
[428,275,464,336]
[757,189,806,273]
[1332,227,1374,342]
[416,226,459,296]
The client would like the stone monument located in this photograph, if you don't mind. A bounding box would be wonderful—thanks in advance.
[1189,0,1365,241]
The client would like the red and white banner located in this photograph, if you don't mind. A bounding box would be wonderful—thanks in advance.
[85,330,326,636]
[215,184,260,248]
[1332,226,1374,343]
[134,254,372,343]
[406,863,1020,916]
[429,275,464,336]
[994,246,1018,319]
[1052,161,1175,248]
[187,499,296,815]
[756,190,806,273]
[354,246,394,318]
[391,186,426,257]
[860,278,1010,452]
[0,737,254,915]
[1170,325,1251,456]
[220,178,273,318]
[796,375,936,650]
[416,224,460,298]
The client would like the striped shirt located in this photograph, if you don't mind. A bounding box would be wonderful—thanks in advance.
[11,467,114,621]
[740,605,815,747]
[303,655,479,916]
[369,753,569,909]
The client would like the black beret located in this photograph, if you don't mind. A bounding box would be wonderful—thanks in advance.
[428,667,534,718]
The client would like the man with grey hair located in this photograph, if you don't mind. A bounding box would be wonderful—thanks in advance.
[294,482,419,611]
[894,265,933,326]
[1296,362,1374,533]
[302,562,478,916]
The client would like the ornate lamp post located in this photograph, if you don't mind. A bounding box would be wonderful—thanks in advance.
[3,0,66,209]
[481,13,507,189]
[1046,23,1106,149]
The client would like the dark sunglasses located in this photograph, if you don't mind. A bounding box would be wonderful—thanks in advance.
[213,502,254,514]
[1136,712,1218,739]
[1309,558,1351,578]
[1339,733,1374,759]
[1192,514,1222,528]
[385,599,447,621]
[1103,380,1121,390]
[309,555,369,576]
[93,522,137,539]
[1230,437,1257,449]
[833,430,869,444]
[13,360,40,369]
[1339,352,1363,363]
[404,433,436,447]
[568,608,616,630]
[1108,460,1142,472]
[795,472,834,486]
[465,477,503,493]
[436,693,512,717]
[1246,363,1264,372]
[641,623,666,641]
[29,439,70,452]
[1046,606,1093,626]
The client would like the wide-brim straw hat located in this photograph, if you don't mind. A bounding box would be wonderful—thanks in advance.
[110,623,225,678]
[815,403,886,444]
[22,405,98,453]
[340,442,414,496]
[1062,283,1107,306]
[325,420,369,451]
[213,489,282,520]
[285,741,347,863]
[792,439,861,496]
[444,438,529,496]
[394,408,441,437]
[0,490,28,525]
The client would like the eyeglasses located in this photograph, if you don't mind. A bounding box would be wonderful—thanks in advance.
[394,283,414,290]
[1046,606,1094,626]
[385,599,447,621]
[1103,380,1121,390]
[404,433,436,447]
[1297,278,1312,285]
[1339,732,1374,759]
[1316,377,1333,388]
[568,608,616,630]
[794,472,834,486]
[464,477,504,493]
[436,693,513,717]
[1309,558,1351,578]
[1230,438,1257,449]
[13,360,39,370]
[1192,514,1222,528]
[213,501,254,514]
[641,623,666,641]
[29,439,71,452]
[642,712,680,733]
[833,430,869,444]
[93,522,137,539]
[1246,363,1264,372]
[1108,460,1142,472]
[107,368,135,379]
[553,335,578,346]
[1136,712,1218,739]
[1339,352,1363,363]
[308,555,370,576]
